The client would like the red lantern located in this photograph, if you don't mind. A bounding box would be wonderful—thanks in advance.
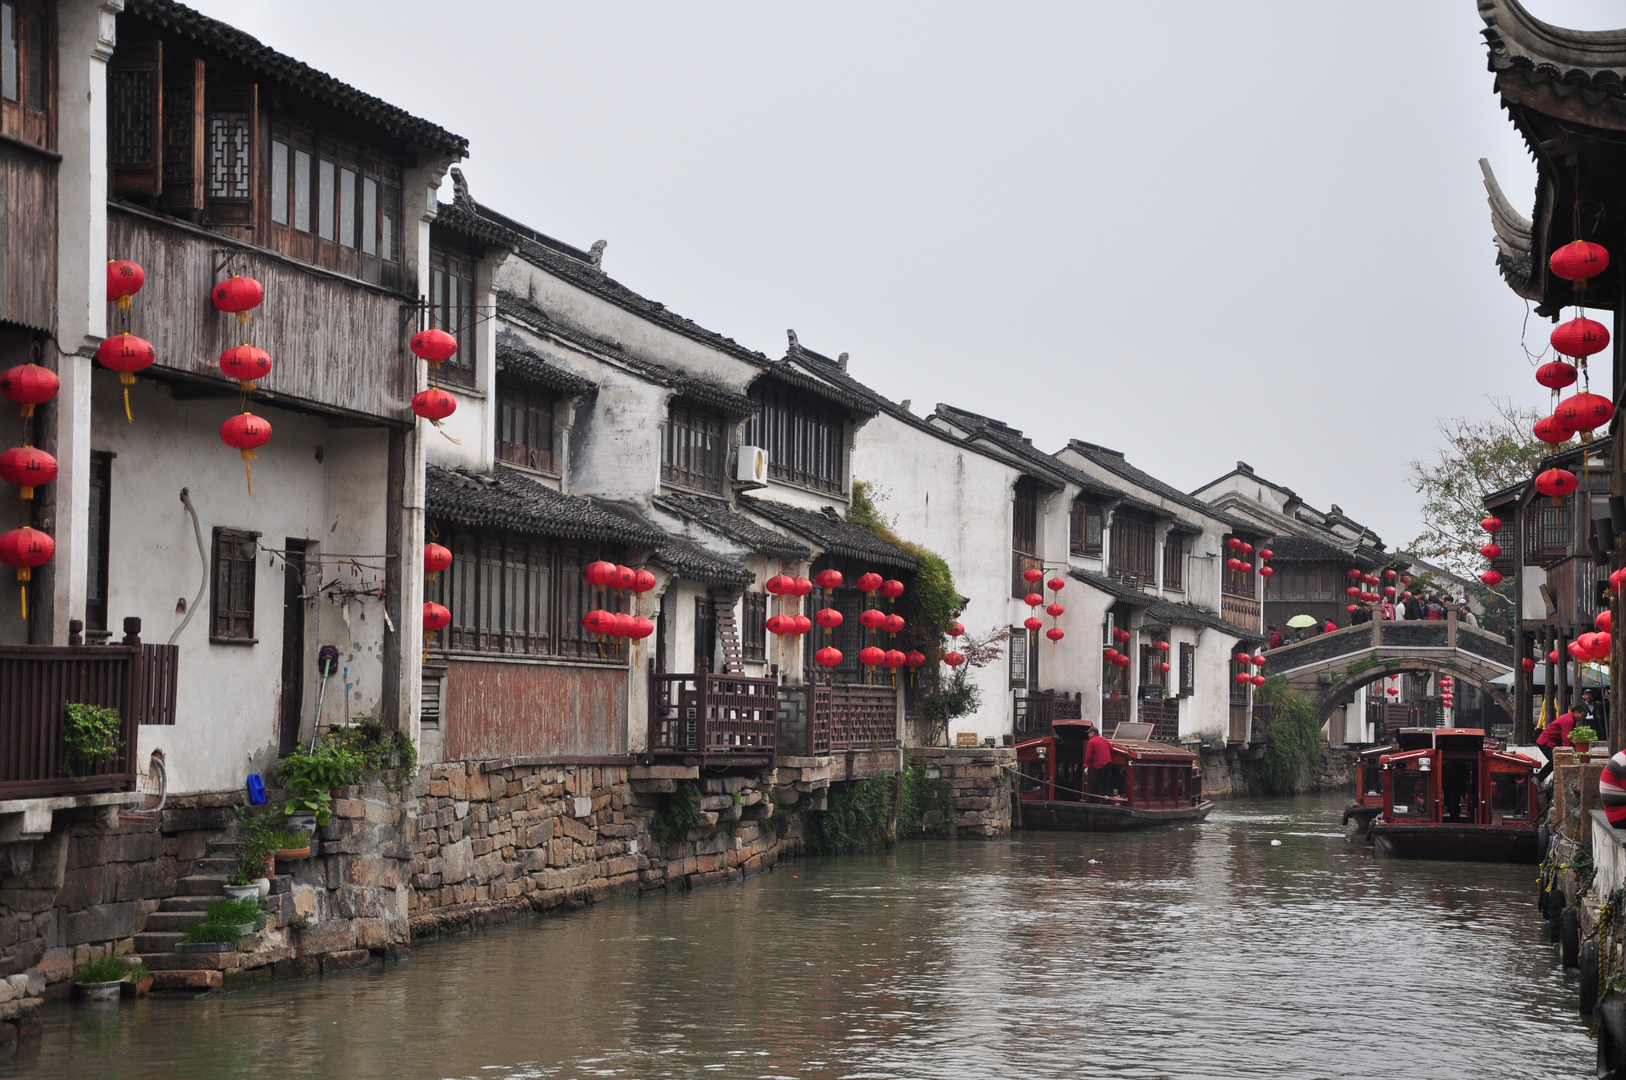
[1383,569,1397,580]
[766,614,793,636]
[1235,672,1250,684]
[1024,616,1043,632]
[1252,655,1266,667]
[212,275,265,322]
[584,561,617,587]
[1481,570,1502,586]
[1258,549,1273,561]
[412,388,457,422]
[632,569,657,593]
[791,615,812,635]
[1226,538,1241,551]
[1023,568,1043,584]
[1556,392,1614,433]
[1240,542,1253,554]
[949,621,965,637]
[880,579,904,598]
[859,646,886,666]
[1250,674,1266,687]
[1346,587,1361,597]
[856,573,883,593]
[815,646,843,668]
[1104,648,1120,663]
[815,608,843,629]
[1579,633,1599,658]
[0,446,56,500]
[1550,239,1611,283]
[1533,414,1574,446]
[1114,628,1130,643]
[1160,662,1170,674]
[882,649,906,668]
[424,542,452,579]
[96,333,155,421]
[883,614,905,634]
[1347,568,1361,579]
[422,601,451,632]
[859,609,887,629]
[220,412,272,493]
[1523,657,1536,673]
[1400,591,1412,601]
[614,565,637,590]
[1347,605,1359,614]
[1599,631,1613,655]
[1047,576,1065,592]
[905,650,926,668]
[815,569,843,590]
[1536,361,1578,390]
[1613,567,1626,593]
[1480,543,1502,559]
[1383,586,1396,597]
[1259,566,1274,578]
[218,344,272,391]
[1046,628,1065,642]
[0,364,58,419]
[1599,611,1613,633]
[628,616,655,640]
[1046,603,1065,617]
[1551,316,1610,358]
[943,651,965,667]
[1535,468,1579,500]
[582,609,617,635]
[1158,641,1171,652]
[410,328,458,366]
[611,613,635,638]
[1234,652,1250,664]
[106,259,145,308]
[766,574,795,595]
[1024,592,1044,607]
[1479,519,1501,535]
[1550,650,1560,665]
[1387,687,1399,697]
[792,576,814,597]
[1226,558,1242,571]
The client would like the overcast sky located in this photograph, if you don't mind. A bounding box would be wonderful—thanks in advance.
[189,0,1626,550]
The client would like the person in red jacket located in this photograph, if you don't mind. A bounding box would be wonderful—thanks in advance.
[1536,711,1577,781]
[1084,724,1115,798]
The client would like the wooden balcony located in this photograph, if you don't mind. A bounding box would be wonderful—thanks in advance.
[776,683,898,757]
[1221,594,1262,633]
[0,640,178,799]
[650,667,777,758]
[1014,690,1083,741]
[1139,697,1180,743]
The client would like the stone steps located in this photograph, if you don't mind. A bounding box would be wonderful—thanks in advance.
[189,857,236,875]
[133,931,185,953]
[176,874,228,896]
[142,911,205,932]
[156,895,215,913]
[149,969,223,991]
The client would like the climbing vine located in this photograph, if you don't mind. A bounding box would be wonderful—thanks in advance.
[1245,679,1324,796]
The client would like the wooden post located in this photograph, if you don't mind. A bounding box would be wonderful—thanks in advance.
[1514,493,1531,744]
[1612,279,1625,755]
[1558,620,1572,719]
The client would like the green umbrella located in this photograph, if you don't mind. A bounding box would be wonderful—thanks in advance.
[1286,615,1318,628]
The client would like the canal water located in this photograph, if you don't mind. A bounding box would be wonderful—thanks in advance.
[1,794,1593,1079]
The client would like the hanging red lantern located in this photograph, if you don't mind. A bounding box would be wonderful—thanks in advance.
[1235,672,1250,684]
[1400,591,1412,601]
[582,609,617,635]
[859,608,887,629]
[815,646,843,668]
[218,344,272,391]
[1383,569,1397,580]
[584,561,617,587]
[1536,360,1578,390]
[611,613,636,638]
[880,579,904,598]
[1550,239,1611,283]
[422,601,451,633]
[949,621,965,637]
[1532,415,1574,445]
[1551,316,1610,358]
[1259,549,1273,561]
[1251,654,1266,666]
[1234,652,1250,664]
[0,446,56,500]
[1480,570,1502,586]
[1104,648,1120,663]
[905,650,926,668]
[1383,586,1396,596]
[1046,603,1065,617]
[1226,538,1241,551]
[766,574,795,595]
[0,364,58,419]
[1579,633,1599,657]
[815,608,843,629]
[1612,567,1626,593]
[856,573,883,593]
[1480,543,1502,559]
[1023,616,1043,632]
[1259,566,1274,578]
[766,613,794,636]
[1347,568,1361,579]
[883,613,905,634]
[1158,641,1172,653]
[1116,654,1132,668]
[882,649,906,668]
[1598,631,1613,655]
[791,615,812,635]
[212,275,265,322]
[1598,611,1613,633]
[613,565,636,590]
[1160,662,1171,674]
[1046,627,1065,642]
[0,526,51,618]
[1225,557,1241,570]
[814,568,843,590]
[1386,687,1399,697]
[1550,649,1561,665]
[792,576,814,597]
[628,616,655,640]
[943,651,965,667]
[411,388,457,422]
[96,333,155,422]
[1024,592,1044,607]
[410,328,458,367]
[1250,674,1266,687]
[1556,391,1614,433]
[1022,567,1043,584]
[631,569,657,593]
[106,259,145,309]
[1047,577,1065,592]
[1535,468,1579,500]
[424,542,452,579]
[1346,586,1361,597]
[220,412,272,493]
[1523,657,1536,673]
[859,646,886,666]
[1115,628,1130,643]
[1241,543,1253,555]
[1479,520,1501,535]
[1347,605,1359,614]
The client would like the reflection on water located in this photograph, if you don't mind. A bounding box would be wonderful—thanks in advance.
[1,794,1592,1080]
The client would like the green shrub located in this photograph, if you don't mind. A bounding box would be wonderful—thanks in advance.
[62,703,122,775]
[804,769,948,854]
[323,715,417,787]
[205,897,265,926]
[182,922,243,944]
[1247,678,1325,796]
[648,781,702,847]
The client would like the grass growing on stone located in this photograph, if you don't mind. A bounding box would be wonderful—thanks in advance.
[183,921,245,944]
[805,769,942,855]
[205,898,266,925]
[648,781,702,847]
[76,955,132,983]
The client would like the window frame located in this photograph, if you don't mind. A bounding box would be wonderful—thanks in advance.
[428,241,479,388]
[661,401,729,495]
[0,0,53,151]
[1179,642,1195,697]
[743,382,847,494]
[1110,512,1157,585]
[495,377,557,473]
[210,526,260,643]
[1221,536,1255,598]
[1071,499,1104,557]
[85,451,114,635]
[741,591,767,663]
[1162,532,1184,591]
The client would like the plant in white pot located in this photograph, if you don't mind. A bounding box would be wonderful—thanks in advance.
[74,955,132,1002]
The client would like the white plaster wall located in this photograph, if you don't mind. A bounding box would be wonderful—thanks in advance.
[94,374,391,795]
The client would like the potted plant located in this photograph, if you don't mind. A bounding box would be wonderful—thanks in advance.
[274,828,312,861]
[74,955,131,1002]
[176,921,243,954]
[208,897,267,937]
[1573,725,1599,756]
[277,744,362,802]
[226,812,281,899]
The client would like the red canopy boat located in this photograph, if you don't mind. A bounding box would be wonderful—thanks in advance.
[1014,721,1213,831]
[1368,728,1541,863]
[1343,728,1438,830]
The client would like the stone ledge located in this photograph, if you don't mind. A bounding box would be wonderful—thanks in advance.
[628,765,699,781]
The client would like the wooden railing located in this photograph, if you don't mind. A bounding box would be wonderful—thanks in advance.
[1139,697,1181,743]
[776,683,898,756]
[1221,595,1262,633]
[0,641,178,799]
[1014,690,1084,740]
[650,667,777,756]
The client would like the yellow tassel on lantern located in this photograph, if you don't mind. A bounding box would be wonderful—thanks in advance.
[16,567,30,620]
[239,446,257,495]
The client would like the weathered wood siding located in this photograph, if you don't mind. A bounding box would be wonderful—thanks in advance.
[0,142,57,332]
[444,659,626,761]
[108,205,413,422]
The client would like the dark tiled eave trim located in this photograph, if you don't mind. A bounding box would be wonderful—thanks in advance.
[424,499,662,547]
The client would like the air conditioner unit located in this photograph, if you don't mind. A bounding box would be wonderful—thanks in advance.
[736,445,768,484]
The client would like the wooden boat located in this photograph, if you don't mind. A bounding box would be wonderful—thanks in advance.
[1368,728,1541,863]
[1343,728,1437,830]
[1014,721,1213,831]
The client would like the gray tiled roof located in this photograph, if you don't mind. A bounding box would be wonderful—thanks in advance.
[1065,440,1255,533]
[129,1,466,158]
[495,334,598,396]
[425,465,661,545]
[1146,600,1259,641]
[653,494,811,559]
[738,496,916,570]
[1067,568,1156,607]
[595,500,755,586]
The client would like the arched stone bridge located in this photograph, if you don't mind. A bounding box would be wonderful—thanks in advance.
[1262,616,1516,723]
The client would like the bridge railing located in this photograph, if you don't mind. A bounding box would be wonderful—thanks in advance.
[1263,614,1513,673]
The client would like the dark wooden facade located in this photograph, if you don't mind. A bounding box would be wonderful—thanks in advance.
[443,659,627,761]
[0,139,56,332]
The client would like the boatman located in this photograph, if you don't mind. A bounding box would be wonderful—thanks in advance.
[1535,710,1576,782]
[1083,723,1114,799]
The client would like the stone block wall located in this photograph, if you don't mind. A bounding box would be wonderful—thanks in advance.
[908,747,1013,838]
[1553,756,1605,844]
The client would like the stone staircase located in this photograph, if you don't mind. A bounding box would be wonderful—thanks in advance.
[131,842,283,992]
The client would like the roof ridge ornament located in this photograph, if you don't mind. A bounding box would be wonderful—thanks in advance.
[837,351,848,370]
[787,329,802,356]
[588,241,606,270]
[450,166,471,206]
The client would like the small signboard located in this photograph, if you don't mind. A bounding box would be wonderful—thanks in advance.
[955,732,979,747]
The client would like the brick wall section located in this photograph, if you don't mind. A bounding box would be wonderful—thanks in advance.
[908,747,1013,838]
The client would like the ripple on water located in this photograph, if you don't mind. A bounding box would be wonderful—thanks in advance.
[0,793,1593,1080]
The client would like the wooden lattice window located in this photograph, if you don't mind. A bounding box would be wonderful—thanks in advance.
[1111,513,1156,584]
[86,452,113,635]
[742,591,767,662]
[428,244,479,388]
[1222,536,1254,598]
[211,527,259,642]
[265,117,403,287]
[495,379,556,472]
[1071,499,1103,557]
[1229,654,1249,704]
[1140,641,1166,692]
[1163,532,1184,590]
[1,0,52,149]
[743,382,845,493]
[1527,501,1571,561]
[108,40,161,193]
[1179,642,1195,697]
[204,84,256,225]
[1012,478,1039,556]
[662,402,727,494]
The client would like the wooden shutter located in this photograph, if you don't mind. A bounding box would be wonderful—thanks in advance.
[1179,643,1195,697]
[204,83,257,225]
[157,58,204,212]
[1009,627,1028,689]
[108,40,162,195]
